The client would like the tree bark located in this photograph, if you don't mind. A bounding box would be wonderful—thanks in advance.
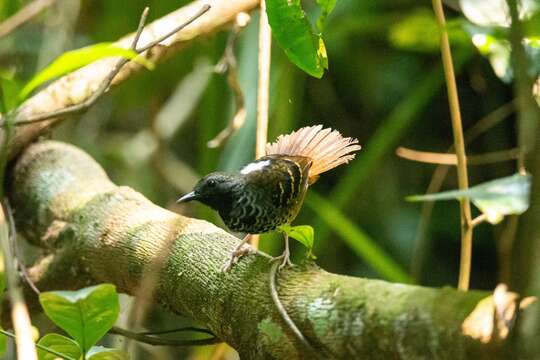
[6,140,516,359]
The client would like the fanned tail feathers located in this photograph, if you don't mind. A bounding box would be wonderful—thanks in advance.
[265,125,361,182]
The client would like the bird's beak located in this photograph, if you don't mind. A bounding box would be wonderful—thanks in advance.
[176,191,198,203]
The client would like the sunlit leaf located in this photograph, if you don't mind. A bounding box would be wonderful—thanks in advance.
[37,333,82,360]
[407,173,531,224]
[39,284,120,352]
[279,224,315,258]
[86,346,128,360]
[266,0,325,78]
[19,43,155,101]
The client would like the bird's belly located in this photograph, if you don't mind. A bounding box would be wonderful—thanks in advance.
[221,200,300,234]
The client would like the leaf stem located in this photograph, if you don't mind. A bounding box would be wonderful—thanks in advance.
[431,0,473,290]
[0,329,76,360]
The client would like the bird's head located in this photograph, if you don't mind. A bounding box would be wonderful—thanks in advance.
[177,172,241,210]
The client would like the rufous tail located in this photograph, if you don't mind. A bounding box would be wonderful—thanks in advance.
[265,125,361,183]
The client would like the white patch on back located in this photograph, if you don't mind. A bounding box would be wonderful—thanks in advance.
[240,160,271,174]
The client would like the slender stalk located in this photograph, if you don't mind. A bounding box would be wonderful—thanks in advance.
[431,0,473,290]
[0,205,37,359]
[251,0,272,250]
[0,329,75,360]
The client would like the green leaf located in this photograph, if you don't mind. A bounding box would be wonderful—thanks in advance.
[86,346,128,360]
[407,173,531,224]
[19,43,155,101]
[37,333,82,360]
[39,284,120,353]
[306,192,413,284]
[0,327,6,358]
[0,69,22,113]
[279,225,315,258]
[266,0,325,78]
[315,0,337,32]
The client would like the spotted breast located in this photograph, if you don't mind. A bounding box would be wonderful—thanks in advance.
[222,155,312,233]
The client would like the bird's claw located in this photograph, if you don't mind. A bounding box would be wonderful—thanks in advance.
[271,248,293,271]
[221,244,253,272]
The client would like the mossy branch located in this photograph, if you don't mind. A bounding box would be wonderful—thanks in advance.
[6,141,520,359]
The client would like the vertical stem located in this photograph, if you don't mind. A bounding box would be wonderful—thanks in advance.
[256,0,271,160]
[0,205,37,360]
[252,0,272,249]
[431,0,473,290]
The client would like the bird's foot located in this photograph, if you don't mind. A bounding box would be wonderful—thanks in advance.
[221,242,253,273]
[271,248,293,271]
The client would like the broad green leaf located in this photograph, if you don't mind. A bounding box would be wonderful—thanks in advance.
[86,346,128,360]
[19,43,155,101]
[37,333,82,360]
[266,0,325,78]
[39,284,120,353]
[315,0,337,32]
[307,192,413,284]
[407,173,531,224]
[279,225,315,258]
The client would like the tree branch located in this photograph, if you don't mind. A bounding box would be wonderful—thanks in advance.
[6,140,522,359]
[0,0,259,160]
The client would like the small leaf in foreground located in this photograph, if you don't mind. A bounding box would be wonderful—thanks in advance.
[279,224,315,258]
[37,333,82,360]
[86,346,128,360]
[19,43,155,101]
[39,284,120,353]
[407,173,531,224]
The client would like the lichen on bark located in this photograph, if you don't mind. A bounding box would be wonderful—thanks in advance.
[7,141,517,359]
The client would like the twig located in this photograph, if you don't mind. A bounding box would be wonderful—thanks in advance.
[207,13,250,148]
[471,214,487,228]
[269,261,324,359]
[110,326,221,346]
[138,326,215,336]
[0,328,75,360]
[432,0,473,291]
[251,0,272,250]
[5,199,41,296]
[410,100,516,281]
[0,0,56,39]
[0,203,37,359]
[396,147,521,166]
[497,215,518,284]
[2,4,211,128]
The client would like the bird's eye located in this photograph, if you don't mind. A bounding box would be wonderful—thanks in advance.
[207,179,217,187]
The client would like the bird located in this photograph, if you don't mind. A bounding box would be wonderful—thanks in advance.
[177,125,361,271]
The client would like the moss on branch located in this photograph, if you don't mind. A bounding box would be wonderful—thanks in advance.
[8,141,515,359]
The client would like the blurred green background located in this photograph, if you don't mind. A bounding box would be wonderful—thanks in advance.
[0,0,521,358]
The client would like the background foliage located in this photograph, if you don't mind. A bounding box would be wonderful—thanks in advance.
[0,0,529,358]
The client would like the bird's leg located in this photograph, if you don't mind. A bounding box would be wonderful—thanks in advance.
[221,234,253,272]
[272,232,293,271]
